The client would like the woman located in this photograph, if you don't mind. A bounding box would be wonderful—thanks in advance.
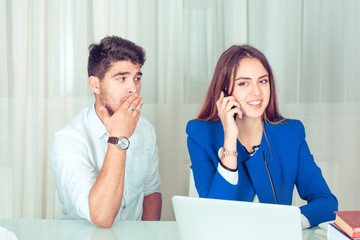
[186,45,338,228]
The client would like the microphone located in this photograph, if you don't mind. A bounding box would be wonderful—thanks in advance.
[263,151,278,204]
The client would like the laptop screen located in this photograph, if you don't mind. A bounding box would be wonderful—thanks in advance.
[172,196,302,240]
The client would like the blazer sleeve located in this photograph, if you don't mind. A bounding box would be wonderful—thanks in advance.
[186,120,238,200]
[291,120,338,227]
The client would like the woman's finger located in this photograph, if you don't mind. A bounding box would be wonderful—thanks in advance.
[228,107,243,120]
[221,95,236,113]
[216,92,224,113]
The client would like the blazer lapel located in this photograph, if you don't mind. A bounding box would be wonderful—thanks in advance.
[244,134,278,204]
[237,143,256,201]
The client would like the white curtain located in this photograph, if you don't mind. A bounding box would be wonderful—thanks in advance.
[1,0,359,221]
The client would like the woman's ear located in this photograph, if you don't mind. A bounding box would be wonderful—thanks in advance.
[88,76,100,94]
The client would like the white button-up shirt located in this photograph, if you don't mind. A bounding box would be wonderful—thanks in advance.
[50,104,161,222]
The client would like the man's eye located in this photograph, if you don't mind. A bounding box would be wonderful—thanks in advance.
[118,77,125,82]
[135,77,141,81]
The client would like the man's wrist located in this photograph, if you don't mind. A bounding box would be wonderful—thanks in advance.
[108,130,130,138]
[108,136,130,150]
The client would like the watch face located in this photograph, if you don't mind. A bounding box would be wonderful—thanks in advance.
[218,147,224,159]
[118,137,130,150]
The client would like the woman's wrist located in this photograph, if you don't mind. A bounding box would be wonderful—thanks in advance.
[218,146,238,170]
[223,138,237,151]
[220,157,238,170]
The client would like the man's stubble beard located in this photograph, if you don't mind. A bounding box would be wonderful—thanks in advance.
[100,90,115,116]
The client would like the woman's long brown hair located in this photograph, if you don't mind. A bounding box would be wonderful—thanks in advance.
[197,45,284,123]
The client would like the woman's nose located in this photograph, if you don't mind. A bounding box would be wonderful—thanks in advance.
[251,83,261,95]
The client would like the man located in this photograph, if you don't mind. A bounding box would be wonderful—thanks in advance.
[50,36,162,227]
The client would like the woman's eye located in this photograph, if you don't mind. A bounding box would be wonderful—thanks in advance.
[260,79,268,84]
[239,82,248,86]
[135,77,141,81]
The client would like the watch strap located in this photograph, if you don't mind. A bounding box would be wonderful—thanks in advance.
[108,137,119,145]
[218,147,238,160]
[222,148,238,158]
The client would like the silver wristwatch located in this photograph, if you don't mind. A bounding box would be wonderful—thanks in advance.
[108,136,130,150]
[218,147,238,159]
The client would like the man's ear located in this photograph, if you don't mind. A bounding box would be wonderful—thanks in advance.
[88,76,100,94]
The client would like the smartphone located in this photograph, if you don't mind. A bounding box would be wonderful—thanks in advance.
[222,89,237,120]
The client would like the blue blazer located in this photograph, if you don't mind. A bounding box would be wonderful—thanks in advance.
[186,119,338,227]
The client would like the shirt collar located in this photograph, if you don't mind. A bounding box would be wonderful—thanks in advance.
[88,103,108,139]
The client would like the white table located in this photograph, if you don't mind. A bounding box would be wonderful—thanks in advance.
[0,219,327,240]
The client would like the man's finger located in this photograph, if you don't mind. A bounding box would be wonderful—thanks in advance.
[132,101,143,117]
[121,93,137,106]
[128,95,142,112]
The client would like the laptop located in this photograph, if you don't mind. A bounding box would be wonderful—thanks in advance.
[172,196,302,240]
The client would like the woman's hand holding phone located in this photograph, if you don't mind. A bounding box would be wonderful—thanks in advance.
[216,91,242,169]
[216,91,242,142]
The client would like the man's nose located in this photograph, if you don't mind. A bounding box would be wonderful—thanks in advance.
[128,81,137,94]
